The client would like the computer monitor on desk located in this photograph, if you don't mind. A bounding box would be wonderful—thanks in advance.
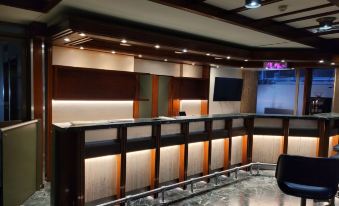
[179,111,186,116]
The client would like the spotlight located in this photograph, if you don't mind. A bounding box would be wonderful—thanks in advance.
[317,17,336,31]
[245,0,261,9]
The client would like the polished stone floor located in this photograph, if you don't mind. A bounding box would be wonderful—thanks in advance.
[24,170,338,206]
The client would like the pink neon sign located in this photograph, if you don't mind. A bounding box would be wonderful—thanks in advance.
[264,61,288,70]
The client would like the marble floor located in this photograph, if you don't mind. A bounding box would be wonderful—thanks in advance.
[24,170,339,206]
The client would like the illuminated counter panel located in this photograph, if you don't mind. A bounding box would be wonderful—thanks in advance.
[187,142,204,176]
[211,139,225,170]
[126,150,151,192]
[85,155,117,203]
[127,126,152,140]
[231,136,243,165]
[189,121,205,133]
[159,146,180,183]
[161,124,181,136]
[85,128,117,142]
[287,137,318,157]
[252,135,283,164]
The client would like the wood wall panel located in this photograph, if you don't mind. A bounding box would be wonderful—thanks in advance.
[240,70,258,113]
[332,68,339,113]
[172,77,209,100]
[53,66,137,100]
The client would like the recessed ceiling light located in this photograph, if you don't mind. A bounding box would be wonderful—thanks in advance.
[164,59,168,62]
[64,37,70,42]
[206,53,211,56]
[216,65,220,68]
[79,33,86,37]
[317,17,336,31]
[281,60,285,63]
[192,62,195,66]
[291,68,295,70]
[80,46,84,50]
[215,57,223,60]
[319,59,324,63]
[175,51,183,54]
[121,39,127,43]
[244,59,248,62]
[111,50,116,54]
[138,54,142,58]
[245,0,261,9]
[182,49,188,53]
[120,43,131,46]
[155,44,160,49]
[331,62,335,65]
[227,56,231,59]
[241,66,244,69]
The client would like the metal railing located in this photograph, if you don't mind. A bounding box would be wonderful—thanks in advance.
[97,162,276,206]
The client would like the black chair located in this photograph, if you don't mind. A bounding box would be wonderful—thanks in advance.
[276,154,339,206]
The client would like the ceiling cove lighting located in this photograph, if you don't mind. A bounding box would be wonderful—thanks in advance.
[317,17,336,31]
[63,37,70,42]
[245,0,261,9]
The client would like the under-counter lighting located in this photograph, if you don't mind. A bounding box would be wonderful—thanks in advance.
[120,43,131,46]
[319,59,324,63]
[79,33,86,37]
[175,51,183,54]
[155,44,160,49]
[64,37,70,42]
[192,62,195,66]
[241,66,244,69]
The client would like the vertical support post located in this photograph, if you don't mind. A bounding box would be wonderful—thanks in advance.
[245,118,254,164]
[303,69,313,115]
[179,122,189,188]
[203,120,212,176]
[152,75,159,118]
[76,129,85,206]
[119,126,127,199]
[224,119,232,169]
[318,119,330,157]
[282,119,290,154]
[151,124,161,197]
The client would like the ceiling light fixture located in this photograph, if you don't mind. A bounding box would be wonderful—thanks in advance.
[319,59,324,63]
[317,17,336,31]
[245,0,261,9]
[164,59,168,62]
[138,54,143,58]
[80,46,84,50]
[215,57,223,60]
[244,59,248,62]
[281,60,285,63]
[121,39,127,43]
[206,53,211,56]
[227,56,231,59]
[175,51,183,54]
[182,49,188,53]
[111,51,116,54]
[331,62,336,66]
[155,44,160,49]
[64,37,70,42]
[79,33,86,37]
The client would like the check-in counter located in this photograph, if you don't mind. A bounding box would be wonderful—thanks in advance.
[51,113,339,206]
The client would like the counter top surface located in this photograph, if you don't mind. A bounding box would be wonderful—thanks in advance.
[53,113,339,130]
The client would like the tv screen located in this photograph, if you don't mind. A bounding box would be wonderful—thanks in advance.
[213,77,243,101]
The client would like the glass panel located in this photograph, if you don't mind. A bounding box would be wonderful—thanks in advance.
[256,70,296,114]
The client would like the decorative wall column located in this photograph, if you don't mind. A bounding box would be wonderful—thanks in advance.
[240,70,258,113]
[332,68,339,113]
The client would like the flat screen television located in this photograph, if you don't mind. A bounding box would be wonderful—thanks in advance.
[213,77,243,101]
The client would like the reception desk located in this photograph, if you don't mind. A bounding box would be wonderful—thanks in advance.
[51,113,339,205]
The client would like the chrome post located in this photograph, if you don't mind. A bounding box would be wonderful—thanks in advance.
[214,175,218,185]
[249,165,253,175]
[235,168,238,179]
[161,188,165,203]
[256,164,260,175]
[190,180,194,193]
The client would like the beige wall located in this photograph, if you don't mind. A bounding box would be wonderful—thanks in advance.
[134,58,180,76]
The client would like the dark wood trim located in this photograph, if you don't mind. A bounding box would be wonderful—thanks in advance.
[327,0,339,7]
[46,42,53,180]
[151,124,161,197]
[281,10,339,24]
[258,3,334,21]
[203,120,212,176]
[152,75,159,117]
[225,119,232,169]
[318,119,330,157]
[282,119,289,154]
[149,0,338,50]
[0,0,62,13]
[179,122,189,187]
[303,69,313,115]
[244,118,254,164]
[118,127,127,199]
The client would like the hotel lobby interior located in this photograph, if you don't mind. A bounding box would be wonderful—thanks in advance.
[0,0,339,205]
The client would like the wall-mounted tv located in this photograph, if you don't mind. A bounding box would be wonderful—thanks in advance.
[213,77,243,101]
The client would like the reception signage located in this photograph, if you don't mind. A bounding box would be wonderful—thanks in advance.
[264,61,288,70]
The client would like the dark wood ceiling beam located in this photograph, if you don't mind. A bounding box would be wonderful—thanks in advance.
[0,0,61,13]
[281,10,339,24]
[149,0,338,50]
[230,0,283,13]
[258,3,334,21]
[327,0,339,7]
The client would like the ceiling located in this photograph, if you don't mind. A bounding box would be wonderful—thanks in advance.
[0,0,338,50]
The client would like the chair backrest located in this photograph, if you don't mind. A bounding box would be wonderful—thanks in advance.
[276,154,339,188]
